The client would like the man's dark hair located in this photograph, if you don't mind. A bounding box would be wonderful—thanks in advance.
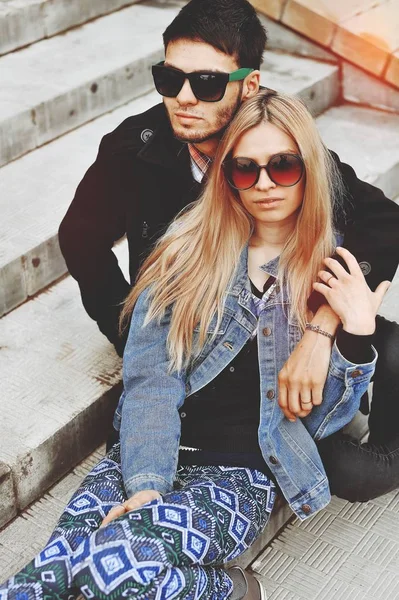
[163,0,267,70]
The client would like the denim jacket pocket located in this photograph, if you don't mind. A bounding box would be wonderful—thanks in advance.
[113,390,125,431]
[192,310,234,363]
[193,308,234,335]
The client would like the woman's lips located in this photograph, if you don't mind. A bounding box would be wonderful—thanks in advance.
[254,197,283,206]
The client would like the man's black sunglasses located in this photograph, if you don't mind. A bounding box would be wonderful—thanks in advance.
[152,62,254,103]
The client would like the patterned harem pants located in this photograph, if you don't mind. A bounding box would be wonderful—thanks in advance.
[0,444,276,600]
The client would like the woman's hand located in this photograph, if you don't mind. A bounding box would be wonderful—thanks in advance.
[278,304,339,421]
[101,489,161,527]
[313,247,390,335]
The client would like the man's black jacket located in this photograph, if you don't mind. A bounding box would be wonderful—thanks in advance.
[58,102,399,356]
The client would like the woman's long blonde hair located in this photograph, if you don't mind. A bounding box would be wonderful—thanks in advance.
[120,89,343,372]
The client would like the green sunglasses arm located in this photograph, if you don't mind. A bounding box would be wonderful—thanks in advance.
[228,68,254,82]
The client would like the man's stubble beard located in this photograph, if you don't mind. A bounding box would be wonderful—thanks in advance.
[168,88,243,145]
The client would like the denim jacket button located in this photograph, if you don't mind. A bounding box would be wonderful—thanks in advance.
[302,504,311,515]
[351,369,363,378]
[266,389,275,400]
[262,327,272,337]
[185,383,191,394]
[269,456,278,465]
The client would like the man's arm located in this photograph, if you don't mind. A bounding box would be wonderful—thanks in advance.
[58,133,132,356]
[331,150,399,289]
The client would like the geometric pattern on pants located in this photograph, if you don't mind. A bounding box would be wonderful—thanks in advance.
[0,443,276,600]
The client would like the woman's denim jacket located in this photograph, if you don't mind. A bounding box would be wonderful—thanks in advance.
[114,246,377,520]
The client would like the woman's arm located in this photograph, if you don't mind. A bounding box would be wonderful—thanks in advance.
[120,288,186,498]
[278,305,340,421]
[303,340,377,440]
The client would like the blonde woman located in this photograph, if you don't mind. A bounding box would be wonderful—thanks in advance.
[1,90,387,600]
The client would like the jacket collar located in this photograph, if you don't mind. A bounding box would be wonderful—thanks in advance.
[137,104,189,170]
[260,255,279,278]
[229,244,280,298]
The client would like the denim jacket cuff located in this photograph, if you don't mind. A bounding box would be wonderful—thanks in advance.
[125,473,173,498]
[330,340,377,384]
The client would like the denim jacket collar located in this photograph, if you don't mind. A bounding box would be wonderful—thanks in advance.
[230,245,280,318]
[230,245,279,290]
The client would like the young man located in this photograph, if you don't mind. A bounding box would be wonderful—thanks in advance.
[59,0,399,515]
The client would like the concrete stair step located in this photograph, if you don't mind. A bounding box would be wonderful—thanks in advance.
[0,0,143,57]
[0,53,339,318]
[0,89,159,319]
[0,445,107,579]
[316,105,399,202]
[0,1,181,168]
[0,239,129,530]
[0,444,292,582]
[259,12,399,115]
[262,51,339,117]
[250,0,399,92]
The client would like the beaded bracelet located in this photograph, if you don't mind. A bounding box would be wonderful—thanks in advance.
[305,322,335,340]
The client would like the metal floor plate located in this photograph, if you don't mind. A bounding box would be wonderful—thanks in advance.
[252,489,399,599]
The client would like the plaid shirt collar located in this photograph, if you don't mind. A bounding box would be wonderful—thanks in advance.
[188,144,212,183]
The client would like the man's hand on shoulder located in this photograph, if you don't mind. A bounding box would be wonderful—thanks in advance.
[278,304,340,421]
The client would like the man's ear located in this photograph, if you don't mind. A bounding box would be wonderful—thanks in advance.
[242,70,260,100]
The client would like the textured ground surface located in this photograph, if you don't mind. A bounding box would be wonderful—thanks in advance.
[253,489,399,599]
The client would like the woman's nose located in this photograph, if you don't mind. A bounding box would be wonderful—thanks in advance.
[255,167,277,191]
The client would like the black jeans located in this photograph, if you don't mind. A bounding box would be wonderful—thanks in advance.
[319,315,399,502]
